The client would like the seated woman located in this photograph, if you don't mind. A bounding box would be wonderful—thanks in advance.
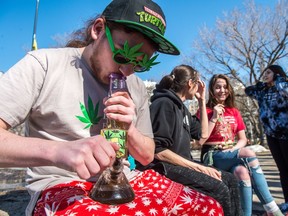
[200,74,283,216]
[137,65,241,216]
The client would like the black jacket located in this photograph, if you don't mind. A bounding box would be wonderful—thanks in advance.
[137,88,201,172]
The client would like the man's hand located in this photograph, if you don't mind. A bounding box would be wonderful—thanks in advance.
[53,135,119,179]
[104,91,136,129]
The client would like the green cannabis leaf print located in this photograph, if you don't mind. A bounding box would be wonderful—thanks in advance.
[76,96,103,129]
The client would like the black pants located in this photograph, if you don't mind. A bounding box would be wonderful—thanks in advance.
[152,162,242,216]
[267,135,288,202]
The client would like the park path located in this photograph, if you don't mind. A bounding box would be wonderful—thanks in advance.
[252,151,284,215]
[192,149,284,215]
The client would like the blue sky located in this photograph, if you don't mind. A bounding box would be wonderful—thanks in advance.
[0,0,277,81]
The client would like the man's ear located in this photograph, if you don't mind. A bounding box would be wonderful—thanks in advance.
[91,18,105,39]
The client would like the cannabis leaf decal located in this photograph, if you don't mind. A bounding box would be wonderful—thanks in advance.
[116,41,159,71]
[76,96,103,129]
[138,54,160,71]
[119,41,144,60]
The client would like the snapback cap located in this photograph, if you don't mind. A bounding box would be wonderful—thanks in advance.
[102,0,180,55]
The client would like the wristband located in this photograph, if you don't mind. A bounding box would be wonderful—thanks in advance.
[210,119,217,123]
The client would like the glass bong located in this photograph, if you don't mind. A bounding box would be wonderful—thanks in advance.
[89,73,135,204]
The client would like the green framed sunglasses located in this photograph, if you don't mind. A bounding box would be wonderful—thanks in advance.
[105,25,159,72]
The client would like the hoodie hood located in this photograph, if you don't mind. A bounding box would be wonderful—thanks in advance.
[150,86,183,110]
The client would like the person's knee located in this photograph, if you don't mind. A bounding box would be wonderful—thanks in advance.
[247,157,259,167]
[233,166,250,180]
[239,148,256,158]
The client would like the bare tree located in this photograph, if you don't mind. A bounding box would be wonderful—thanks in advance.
[186,0,288,145]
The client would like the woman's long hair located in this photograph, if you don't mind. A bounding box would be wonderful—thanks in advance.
[207,74,235,108]
[157,64,199,93]
[264,65,287,80]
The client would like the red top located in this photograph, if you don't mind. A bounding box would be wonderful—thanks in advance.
[204,107,246,143]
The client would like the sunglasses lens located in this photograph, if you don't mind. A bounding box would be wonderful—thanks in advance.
[113,53,130,64]
[134,65,147,72]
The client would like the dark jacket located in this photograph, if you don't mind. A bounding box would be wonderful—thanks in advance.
[245,76,288,140]
[136,87,201,173]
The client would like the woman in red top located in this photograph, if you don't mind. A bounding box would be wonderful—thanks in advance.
[200,74,283,216]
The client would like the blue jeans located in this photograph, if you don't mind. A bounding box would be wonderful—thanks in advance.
[212,149,274,216]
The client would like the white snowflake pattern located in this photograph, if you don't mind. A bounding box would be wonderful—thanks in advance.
[182,186,194,195]
[71,204,82,210]
[180,194,193,204]
[149,208,158,215]
[144,176,151,180]
[142,198,152,206]
[201,206,208,214]
[45,191,52,201]
[163,179,169,184]
[160,184,167,189]
[67,212,77,216]
[67,195,85,205]
[209,208,216,216]
[64,180,73,185]
[154,183,159,188]
[86,204,102,211]
[208,198,215,204]
[126,201,137,209]
[135,210,145,216]
[152,176,157,180]
[162,207,168,215]
[75,182,86,189]
[138,181,144,188]
[216,201,221,208]
[199,197,206,203]
[106,205,120,214]
[156,198,163,205]
[193,204,201,211]
[155,190,163,194]
[147,189,153,193]
[169,203,184,215]
[44,202,61,216]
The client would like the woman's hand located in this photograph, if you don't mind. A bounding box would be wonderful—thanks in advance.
[195,80,206,101]
[190,163,222,181]
[212,104,225,121]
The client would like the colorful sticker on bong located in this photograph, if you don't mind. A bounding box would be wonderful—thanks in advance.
[101,129,127,158]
